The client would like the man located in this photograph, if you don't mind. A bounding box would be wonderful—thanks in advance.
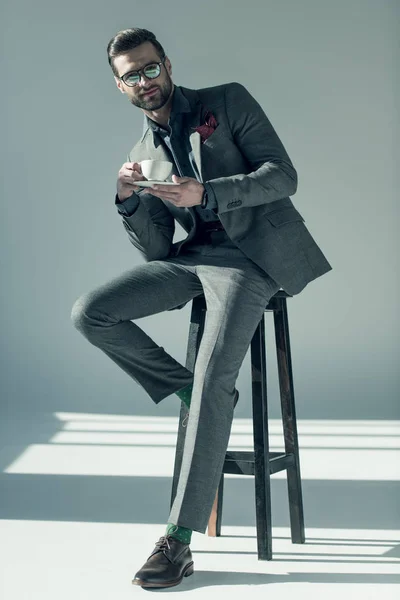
[71,27,332,588]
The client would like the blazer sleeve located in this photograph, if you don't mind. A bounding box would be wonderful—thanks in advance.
[116,154,175,261]
[206,82,298,213]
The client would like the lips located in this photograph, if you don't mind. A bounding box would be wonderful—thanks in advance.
[142,87,158,97]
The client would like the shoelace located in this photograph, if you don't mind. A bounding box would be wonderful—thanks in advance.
[155,536,172,551]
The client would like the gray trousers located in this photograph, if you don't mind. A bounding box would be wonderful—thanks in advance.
[71,230,280,533]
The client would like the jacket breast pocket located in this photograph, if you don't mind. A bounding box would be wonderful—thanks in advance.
[262,207,305,227]
[203,124,232,147]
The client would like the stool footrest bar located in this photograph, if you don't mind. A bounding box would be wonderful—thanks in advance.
[223,451,295,475]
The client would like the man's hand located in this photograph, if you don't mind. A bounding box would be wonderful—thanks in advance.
[149,175,204,207]
[117,162,147,201]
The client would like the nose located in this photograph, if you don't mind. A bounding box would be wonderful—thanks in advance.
[137,73,154,88]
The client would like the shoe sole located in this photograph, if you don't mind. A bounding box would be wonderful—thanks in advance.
[132,561,194,588]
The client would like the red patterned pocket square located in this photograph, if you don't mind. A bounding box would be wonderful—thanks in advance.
[192,111,218,143]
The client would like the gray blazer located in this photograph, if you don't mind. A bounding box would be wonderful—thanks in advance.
[120,81,332,298]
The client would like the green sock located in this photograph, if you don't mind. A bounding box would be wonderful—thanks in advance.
[165,523,192,545]
[175,382,193,408]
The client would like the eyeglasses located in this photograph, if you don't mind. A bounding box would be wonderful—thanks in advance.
[119,59,165,87]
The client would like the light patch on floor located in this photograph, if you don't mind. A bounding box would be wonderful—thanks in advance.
[4,415,400,481]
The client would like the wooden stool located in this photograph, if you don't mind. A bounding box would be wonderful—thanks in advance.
[170,290,305,560]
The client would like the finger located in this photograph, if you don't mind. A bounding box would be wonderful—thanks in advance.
[122,170,146,181]
[150,185,181,193]
[121,162,141,173]
[149,186,182,198]
[121,183,142,192]
[122,176,146,188]
[172,175,192,183]
[121,175,145,186]
[132,162,143,173]
[130,172,146,182]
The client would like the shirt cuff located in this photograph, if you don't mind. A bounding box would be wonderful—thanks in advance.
[115,192,140,216]
[203,182,218,212]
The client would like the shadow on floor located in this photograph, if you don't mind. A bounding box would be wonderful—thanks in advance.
[136,571,400,592]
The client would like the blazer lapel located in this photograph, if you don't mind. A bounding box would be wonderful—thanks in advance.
[176,87,204,183]
[186,100,204,183]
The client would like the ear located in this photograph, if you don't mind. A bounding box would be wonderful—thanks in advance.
[164,56,172,77]
[114,76,125,94]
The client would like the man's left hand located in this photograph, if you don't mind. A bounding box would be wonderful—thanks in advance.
[148,175,204,207]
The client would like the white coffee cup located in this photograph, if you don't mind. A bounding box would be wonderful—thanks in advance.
[140,160,173,181]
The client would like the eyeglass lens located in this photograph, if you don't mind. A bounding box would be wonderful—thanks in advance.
[124,64,161,86]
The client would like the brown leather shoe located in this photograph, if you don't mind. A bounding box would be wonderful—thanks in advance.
[132,535,194,588]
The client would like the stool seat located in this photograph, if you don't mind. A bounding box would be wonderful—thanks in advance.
[170,289,305,560]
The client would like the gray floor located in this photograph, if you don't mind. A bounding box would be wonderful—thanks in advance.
[0,412,399,598]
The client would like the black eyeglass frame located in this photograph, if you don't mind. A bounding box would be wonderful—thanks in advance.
[118,58,166,87]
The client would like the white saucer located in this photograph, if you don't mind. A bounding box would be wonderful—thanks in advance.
[136,180,179,187]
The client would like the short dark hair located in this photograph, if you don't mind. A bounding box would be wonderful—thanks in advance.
[107,28,166,76]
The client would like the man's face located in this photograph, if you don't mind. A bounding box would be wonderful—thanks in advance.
[113,41,173,110]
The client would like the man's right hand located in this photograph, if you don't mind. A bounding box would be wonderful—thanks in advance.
[117,162,147,201]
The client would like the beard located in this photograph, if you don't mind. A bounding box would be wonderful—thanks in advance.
[129,73,174,110]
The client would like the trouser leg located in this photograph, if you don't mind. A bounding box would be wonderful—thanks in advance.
[168,263,280,532]
[70,260,203,404]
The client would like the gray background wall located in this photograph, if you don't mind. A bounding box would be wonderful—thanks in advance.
[1,0,398,422]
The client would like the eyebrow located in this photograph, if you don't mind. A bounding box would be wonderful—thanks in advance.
[121,60,158,78]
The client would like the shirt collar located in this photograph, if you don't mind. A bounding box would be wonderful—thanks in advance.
[142,85,191,135]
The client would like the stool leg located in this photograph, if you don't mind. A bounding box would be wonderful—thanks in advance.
[207,473,224,536]
[170,295,206,510]
[251,316,273,560]
[273,297,305,544]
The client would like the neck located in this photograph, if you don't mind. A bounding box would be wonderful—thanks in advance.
[142,84,175,127]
